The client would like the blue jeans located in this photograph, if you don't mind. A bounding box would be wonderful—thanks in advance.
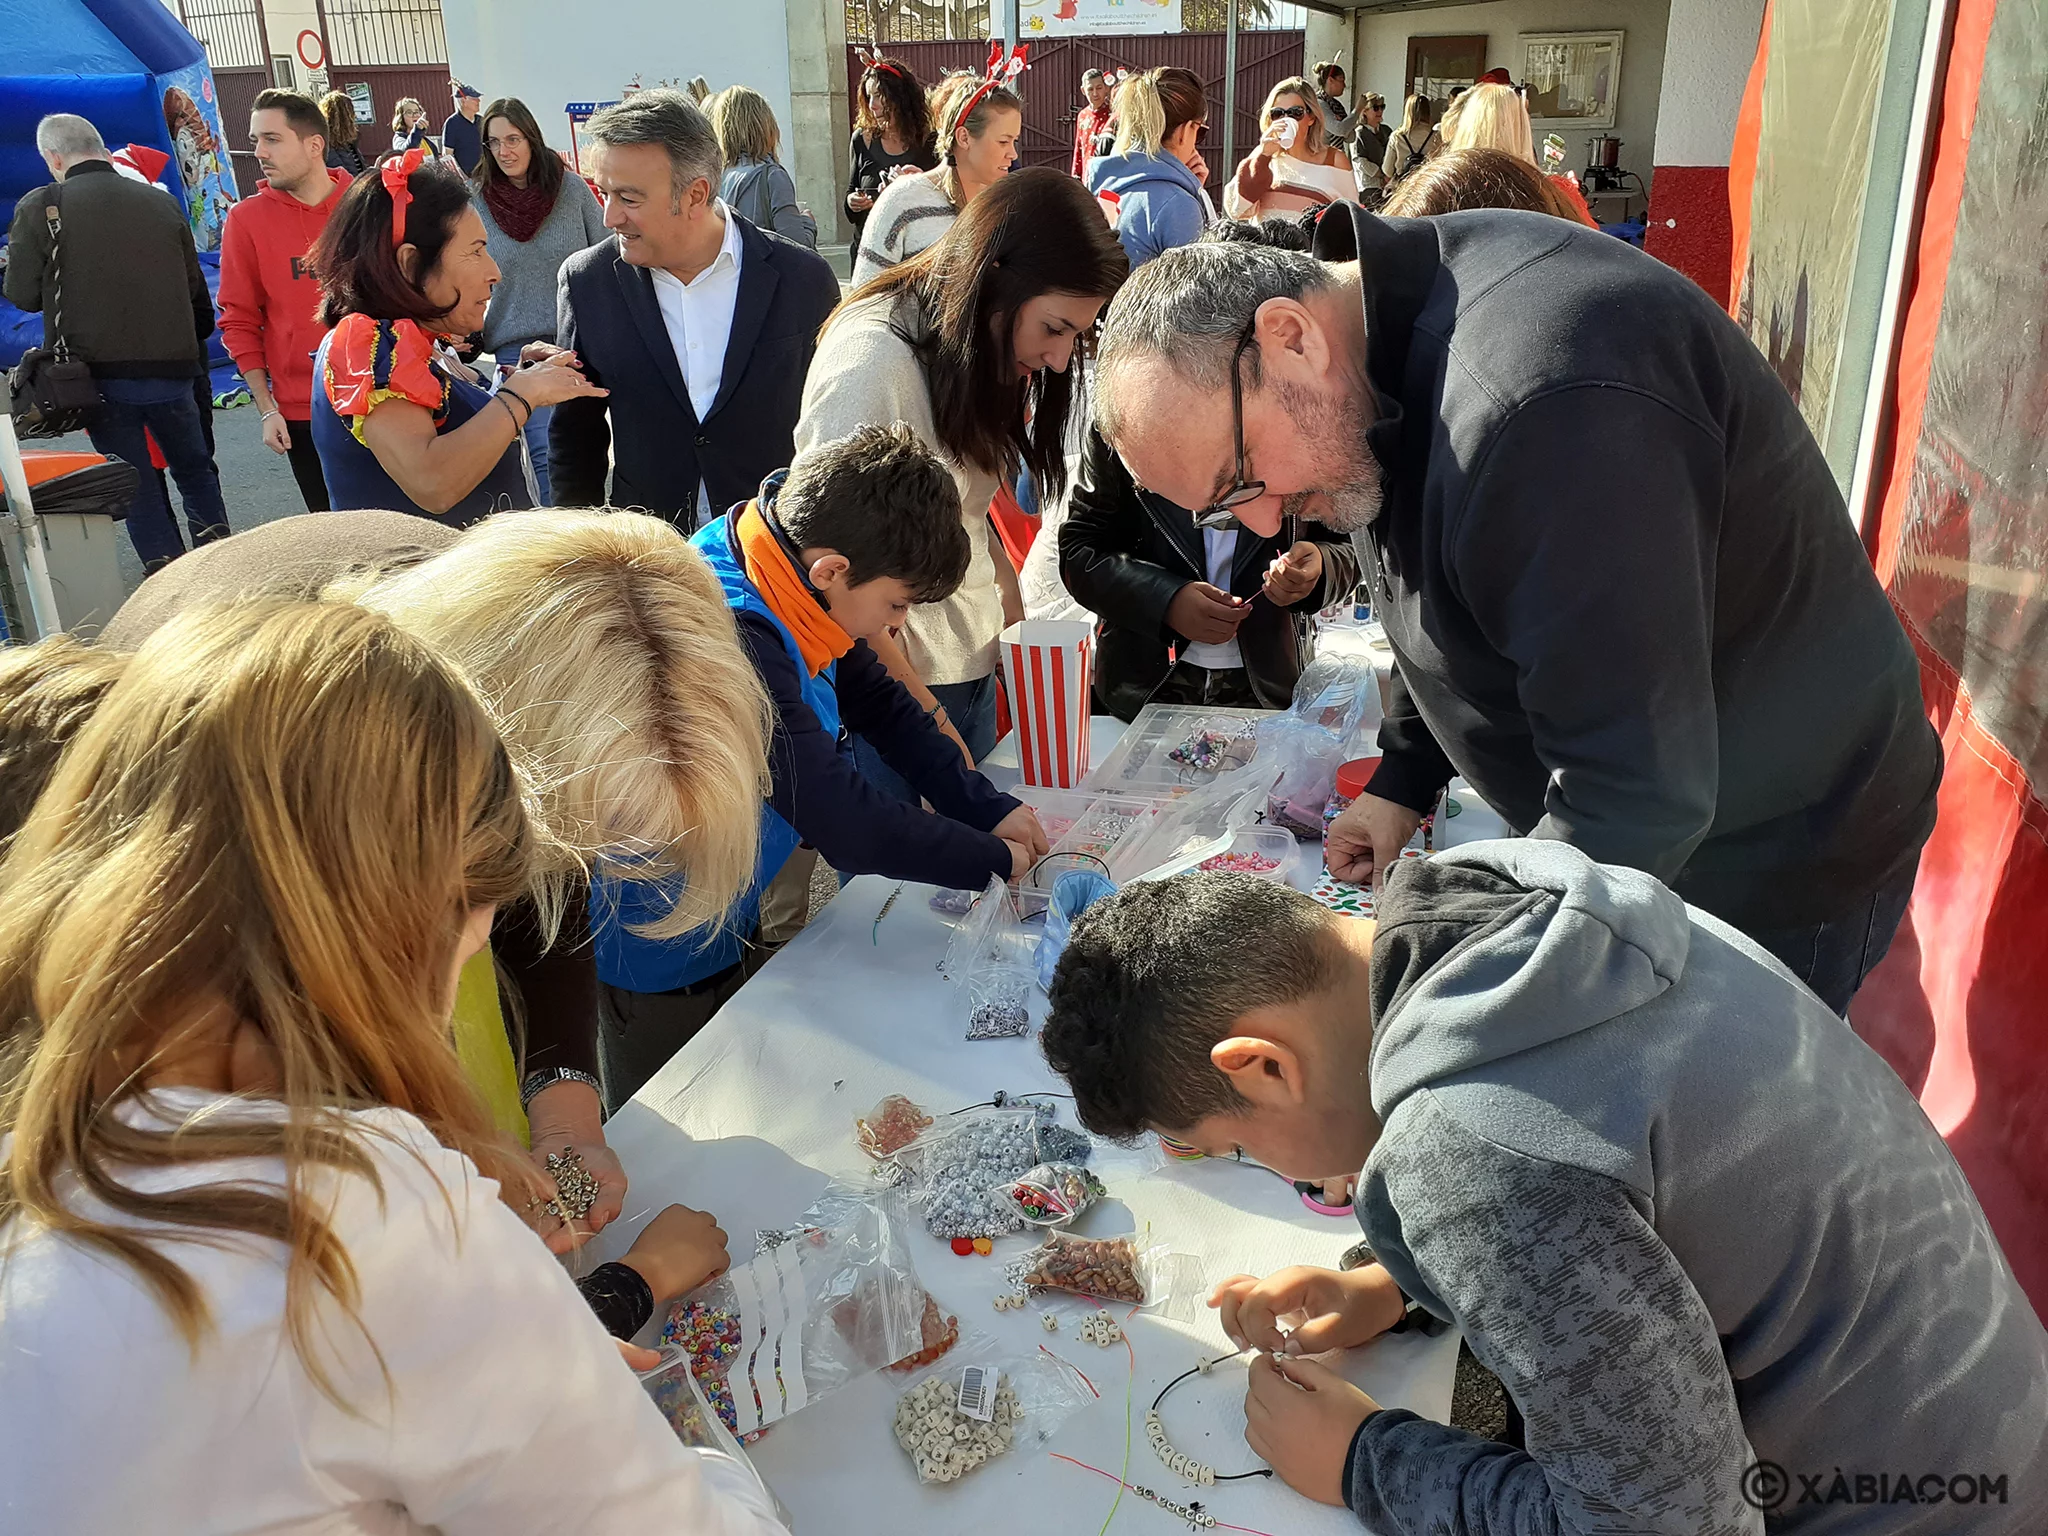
[523,402,554,505]
[853,673,1000,805]
[86,377,228,570]
[1749,864,1918,1017]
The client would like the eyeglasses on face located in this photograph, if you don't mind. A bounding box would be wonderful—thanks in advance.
[1193,320,1265,529]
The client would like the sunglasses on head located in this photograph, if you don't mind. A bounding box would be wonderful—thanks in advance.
[1270,105,1310,121]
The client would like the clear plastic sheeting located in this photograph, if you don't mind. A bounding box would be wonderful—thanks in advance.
[1887,6,2048,802]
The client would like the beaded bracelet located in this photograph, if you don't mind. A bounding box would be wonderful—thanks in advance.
[1145,1350,1274,1487]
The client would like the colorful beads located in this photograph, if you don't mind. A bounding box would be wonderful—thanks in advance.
[951,1236,975,1256]
[658,1300,744,1433]
[1198,849,1279,875]
[971,1235,993,1255]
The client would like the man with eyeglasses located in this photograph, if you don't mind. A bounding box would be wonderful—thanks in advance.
[1090,206,1942,1016]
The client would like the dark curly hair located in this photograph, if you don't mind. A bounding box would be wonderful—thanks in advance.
[857,57,933,154]
[1041,874,1341,1140]
[776,423,971,602]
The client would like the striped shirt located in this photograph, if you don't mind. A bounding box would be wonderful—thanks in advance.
[850,171,957,287]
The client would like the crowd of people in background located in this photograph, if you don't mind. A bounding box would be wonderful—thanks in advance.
[6,41,2042,1536]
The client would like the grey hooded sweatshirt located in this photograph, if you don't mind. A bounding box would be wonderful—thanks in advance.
[1347,840,2048,1534]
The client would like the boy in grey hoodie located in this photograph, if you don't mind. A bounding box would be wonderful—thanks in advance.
[1042,841,2048,1534]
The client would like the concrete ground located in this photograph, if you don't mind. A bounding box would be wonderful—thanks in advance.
[33,396,317,601]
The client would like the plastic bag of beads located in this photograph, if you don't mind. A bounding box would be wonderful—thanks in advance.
[660,1182,926,1437]
[992,1161,1106,1227]
[964,961,1034,1040]
[909,1105,1047,1241]
[855,1093,933,1159]
[890,1333,1096,1485]
[636,1346,790,1522]
[1260,714,1347,842]
[1011,1228,1201,1312]
[937,874,1026,983]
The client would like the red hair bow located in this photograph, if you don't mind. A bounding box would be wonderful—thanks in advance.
[382,143,429,249]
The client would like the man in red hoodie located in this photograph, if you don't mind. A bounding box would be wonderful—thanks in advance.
[219,89,349,512]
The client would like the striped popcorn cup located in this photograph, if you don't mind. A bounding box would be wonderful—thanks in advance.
[999,619,1095,788]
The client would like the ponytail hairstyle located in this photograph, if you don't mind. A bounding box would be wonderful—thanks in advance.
[934,74,1022,201]
[1111,66,1206,158]
[0,600,538,1408]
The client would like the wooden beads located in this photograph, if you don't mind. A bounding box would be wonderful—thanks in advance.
[1145,1408,1216,1486]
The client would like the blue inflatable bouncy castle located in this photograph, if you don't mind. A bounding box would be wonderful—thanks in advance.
[1,0,239,372]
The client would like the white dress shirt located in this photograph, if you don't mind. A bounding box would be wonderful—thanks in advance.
[650,202,746,522]
[1181,526,1244,669]
[0,1090,784,1536]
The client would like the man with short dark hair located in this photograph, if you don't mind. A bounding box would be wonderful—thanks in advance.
[1042,852,2048,1535]
[5,113,227,571]
[589,424,1048,1105]
[1072,69,1114,178]
[442,80,484,175]
[1092,212,1943,1014]
[551,90,838,529]
[219,89,347,511]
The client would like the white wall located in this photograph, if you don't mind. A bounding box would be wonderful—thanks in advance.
[1352,0,1671,190]
[1651,0,1765,165]
[440,0,794,180]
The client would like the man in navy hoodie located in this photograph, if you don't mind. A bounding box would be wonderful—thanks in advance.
[1043,849,2048,1534]
[590,426,1046,1106]
[1091,214,1943,1014]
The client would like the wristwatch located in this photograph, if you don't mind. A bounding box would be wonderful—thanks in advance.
[520,1066,604,1113]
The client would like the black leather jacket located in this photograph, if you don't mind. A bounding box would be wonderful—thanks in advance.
[1059,426,1359,721]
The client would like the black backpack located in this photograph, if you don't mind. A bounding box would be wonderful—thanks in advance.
[1397,128,1440,180]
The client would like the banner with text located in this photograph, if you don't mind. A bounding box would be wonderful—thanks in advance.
[997,0,1182,38]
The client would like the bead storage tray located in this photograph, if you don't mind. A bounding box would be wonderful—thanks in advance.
[1081,704,1274,798]
[1013,786,1172,914]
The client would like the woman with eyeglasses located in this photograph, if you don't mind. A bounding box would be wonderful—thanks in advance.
[1086,66,1213,268]
[1225,75,1360,223]
[470,97,609,504]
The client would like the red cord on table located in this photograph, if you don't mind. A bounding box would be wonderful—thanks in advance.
[1049,1454,1281,1536]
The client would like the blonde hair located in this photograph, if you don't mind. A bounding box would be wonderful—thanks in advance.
[1399,93,1434,135]
[320,90,360,149]
[0,601,536,1405]
[1447,83,1533,164]
[1261,76,1330,159]
[335,509,773,940]
[1111,67,1206,158]
[391,97,425,134]
[0,636,128,855]
[710,85,781,166]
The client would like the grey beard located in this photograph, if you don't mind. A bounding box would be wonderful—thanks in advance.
[1274,378,1385,532]
[1283,480,1382,532]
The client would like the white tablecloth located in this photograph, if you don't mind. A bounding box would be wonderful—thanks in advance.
[589,714,1493,1536]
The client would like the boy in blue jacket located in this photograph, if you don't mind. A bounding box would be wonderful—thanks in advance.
[593,425,1046,1105]
[1043,846,2048,1536]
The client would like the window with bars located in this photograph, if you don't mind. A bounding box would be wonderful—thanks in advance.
[321,0,449,68]
[845,1,1305,44]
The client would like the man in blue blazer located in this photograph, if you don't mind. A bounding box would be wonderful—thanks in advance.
[550,91,839,526]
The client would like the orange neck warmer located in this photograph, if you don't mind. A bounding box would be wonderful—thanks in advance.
[736,500,854,677]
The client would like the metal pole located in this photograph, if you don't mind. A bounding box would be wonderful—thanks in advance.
[1222,0,1240,178]
[0,413,65,638]
[1001,0,1020,50]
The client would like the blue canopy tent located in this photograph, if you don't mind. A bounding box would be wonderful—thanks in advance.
[1,0,240,384]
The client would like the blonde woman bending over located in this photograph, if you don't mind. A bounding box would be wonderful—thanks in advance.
[1226,75,1360,221]
[0,601,783,1534]
[99,507,773,1184]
